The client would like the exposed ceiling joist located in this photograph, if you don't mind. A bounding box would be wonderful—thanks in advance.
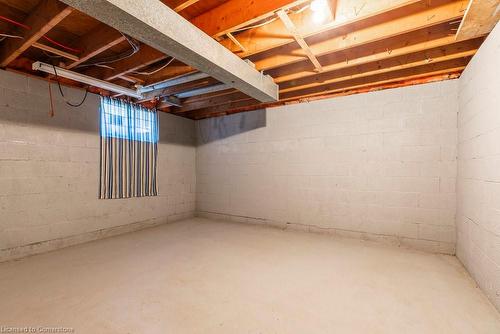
[280,47,478,94]
[252,0,468,71]
[277,9,323,72]
[185,64,466,119]
[328,0,338,20]
[271,25,461,83]
[226,32,247,52]
[172,0,200,12]
[145,0,464,85]
[32,41,79,61]
[60,0,278,102]
[280,57,469,99]
[0,0,73,67]
[456,0,500,41]
[218,0,427,57]
[65,25,126,69]
[189,0,309,37]
[87,0,307,88]
[171,38,479,113]
[102,45,168,81]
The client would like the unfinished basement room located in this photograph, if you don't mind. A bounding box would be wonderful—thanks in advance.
[0,0,500,332]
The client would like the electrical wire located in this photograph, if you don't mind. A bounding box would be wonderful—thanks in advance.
[0,32,23,39]
[74,33,140,69]
[230,4,309,34]
[0,15,82,53]
[52,65,89,108]
[231,17,278,33]
[42,50,62,58]
[0,15,31,30]
[42,36,82,54]
[131,57,175,75]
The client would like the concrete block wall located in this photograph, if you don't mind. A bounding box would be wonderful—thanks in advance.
[196,79,458,254]
[456,23,500,311]
[0,70,196,261]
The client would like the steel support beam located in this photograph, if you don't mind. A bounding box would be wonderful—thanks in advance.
[59,0,279,102]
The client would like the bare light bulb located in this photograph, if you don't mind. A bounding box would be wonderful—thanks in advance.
[310,0,328,12]
[310,0,332,24]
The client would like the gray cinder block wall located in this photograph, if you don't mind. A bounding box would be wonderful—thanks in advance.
[456,23,500,311]
[0,70,196,261]
[196,79,459,254]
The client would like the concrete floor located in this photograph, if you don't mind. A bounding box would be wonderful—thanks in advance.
[1,218,499,334]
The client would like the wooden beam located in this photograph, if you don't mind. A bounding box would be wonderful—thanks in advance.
[174,39,479,112]
[147,0,465,84]
[166,14,471,109]
[175,91,250,113]
[87,0,307,86]
[172,0,200,12]
[65,24,126,69]
[104,45,167,81]
[0,0,73,67]
[32,42,79,61]
[269,24,460,83]
[226,32,247,52]
[60,0,278,102]
[280,57,470,99]
[456,0,500,40]
[189,0,308,37]
[188,72,462,119]
[149,1,429,83]
[277,9,323,72]
[328,0,338,20]
[218,0,427,57]
[251,0,468,71]
[277,36,484,91]
[280,47,477,94]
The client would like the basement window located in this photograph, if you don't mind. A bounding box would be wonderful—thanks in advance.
[100,98,159,143]
[99,97,159,199]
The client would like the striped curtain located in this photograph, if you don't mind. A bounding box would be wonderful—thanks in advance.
[99,97,159,199]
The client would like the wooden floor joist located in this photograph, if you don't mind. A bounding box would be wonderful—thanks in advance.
[64,25,126,70]
[270,24,461,83]
[60,0,279,102]
[0,0,492,119]
[87,0,308,85]
[456,0,500,41]
[144,0,467,86]
[277,9,323,72]
[278,38,483,93]
[251,0,468,71]
[147,0,434,84]
[172,0,200,12]
[0,0,73,67]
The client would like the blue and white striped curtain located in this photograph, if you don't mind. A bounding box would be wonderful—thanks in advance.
[99,97,159,199]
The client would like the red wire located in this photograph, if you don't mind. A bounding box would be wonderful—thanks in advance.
[42,36,82,54]
[0,15,82,54]
[0,15,31,30]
